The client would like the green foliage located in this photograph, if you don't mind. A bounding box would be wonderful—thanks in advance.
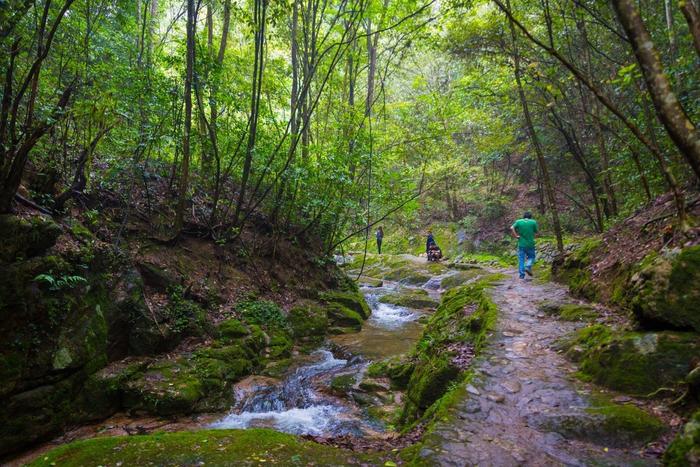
[165,285,205,335]
[33,273,87,292]
[235,299,287,329]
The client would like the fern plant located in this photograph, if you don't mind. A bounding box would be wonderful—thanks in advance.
[34,273,88,291]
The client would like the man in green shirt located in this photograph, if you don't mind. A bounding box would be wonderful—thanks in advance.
[511,211,538,279]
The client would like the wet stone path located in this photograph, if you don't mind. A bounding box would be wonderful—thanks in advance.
[417,272,658,466]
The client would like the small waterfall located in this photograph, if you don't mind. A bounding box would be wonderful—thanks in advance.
[211,350,369,436]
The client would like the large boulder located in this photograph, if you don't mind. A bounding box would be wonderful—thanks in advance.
[562,327,700,394]
[320,290,371,319]
[627,246,700,332]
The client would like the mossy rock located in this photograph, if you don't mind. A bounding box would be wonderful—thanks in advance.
[358,276,383,287]
[29,429,387,466]
[383,266,431,285]
[538,301,597,322]
[288,301,328,342]
[266,328,293,359]
[217,319,249,340]
[379,289,438,309]
[330,374,356,396]
[440,269,483,289]
[121,360,205,415]
[367,356,415,389]
[401,354,460,424]
[122,341,258,416]
[554,237,603,301]
[628,247,700,332]
[568,328,700,394]
[325,304,363,331]
[664,410,700,466]
[0,214,62,262]
[539,399,666,448]
[557,324,612,362]
[320,290,371,319]
[136,261,180,291]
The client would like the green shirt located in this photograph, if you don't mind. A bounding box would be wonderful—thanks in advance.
[512,218,538,249]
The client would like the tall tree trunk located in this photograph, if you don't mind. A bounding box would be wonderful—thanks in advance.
[175,0,196,232]
[506,2,563,253]
[234,0,266,227]
[680,0,700,58]
[666,0,677,53]
[612,0,700,183]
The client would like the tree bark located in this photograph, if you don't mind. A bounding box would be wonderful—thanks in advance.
[612,0,700,182]
[175,0,196,232]
[680,0,700,58]
[505,1,563,253]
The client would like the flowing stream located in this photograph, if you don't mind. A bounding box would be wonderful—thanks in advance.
[211,282,427,437]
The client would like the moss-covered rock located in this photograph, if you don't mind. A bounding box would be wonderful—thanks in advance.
[539,398,666,448]
[325,304,364,331]
[440,269,484,289]
[398,277,500,426]
[28,429,388,466]
[217,319,249,340]
[628,247,700,332]
[538,301,597,322]
[0,214,62,262]
[664,410,700,466]
[330,374,356,396]
[379,289,439,309]
[384,266,431,285]
[320,290,371,319]
[553,237,603,301]
[288,300,328,344]
[562,327,700,394]
[367,356,416,389]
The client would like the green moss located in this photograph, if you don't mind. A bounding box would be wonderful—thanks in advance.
[557,324,613,362]
[398,276,500,427]
[379,289,439,309]
[217,319,249,340]
[0,214,62,262]
[586,400,666,445]
[325,304,363,331]
[554,237,603,301]
[29,429,387,466]
[542,396,666,448]
[664,410,700,466]
[565,329,700,395]
[330,374,356,395]
[288,301,328,343]
[266,328,293,359]
[439,269,484,289]
[384,266,431,285]
[539,302,597,322]
[320,290,371,319]
[629,246,700,332]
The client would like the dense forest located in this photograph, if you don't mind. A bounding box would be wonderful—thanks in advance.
[1,0,700,465]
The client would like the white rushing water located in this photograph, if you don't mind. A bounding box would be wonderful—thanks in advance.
[211,286,424,437]
[369,302,419,329]
[211,350,364,436]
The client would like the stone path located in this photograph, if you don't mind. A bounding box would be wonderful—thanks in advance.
[416,271,659,466]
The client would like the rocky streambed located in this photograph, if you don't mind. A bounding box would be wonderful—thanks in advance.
[17,253,693,465]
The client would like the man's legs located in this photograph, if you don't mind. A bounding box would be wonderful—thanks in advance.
[377,239,382,255]
[517,247,526,279]
[525,247,536,275]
